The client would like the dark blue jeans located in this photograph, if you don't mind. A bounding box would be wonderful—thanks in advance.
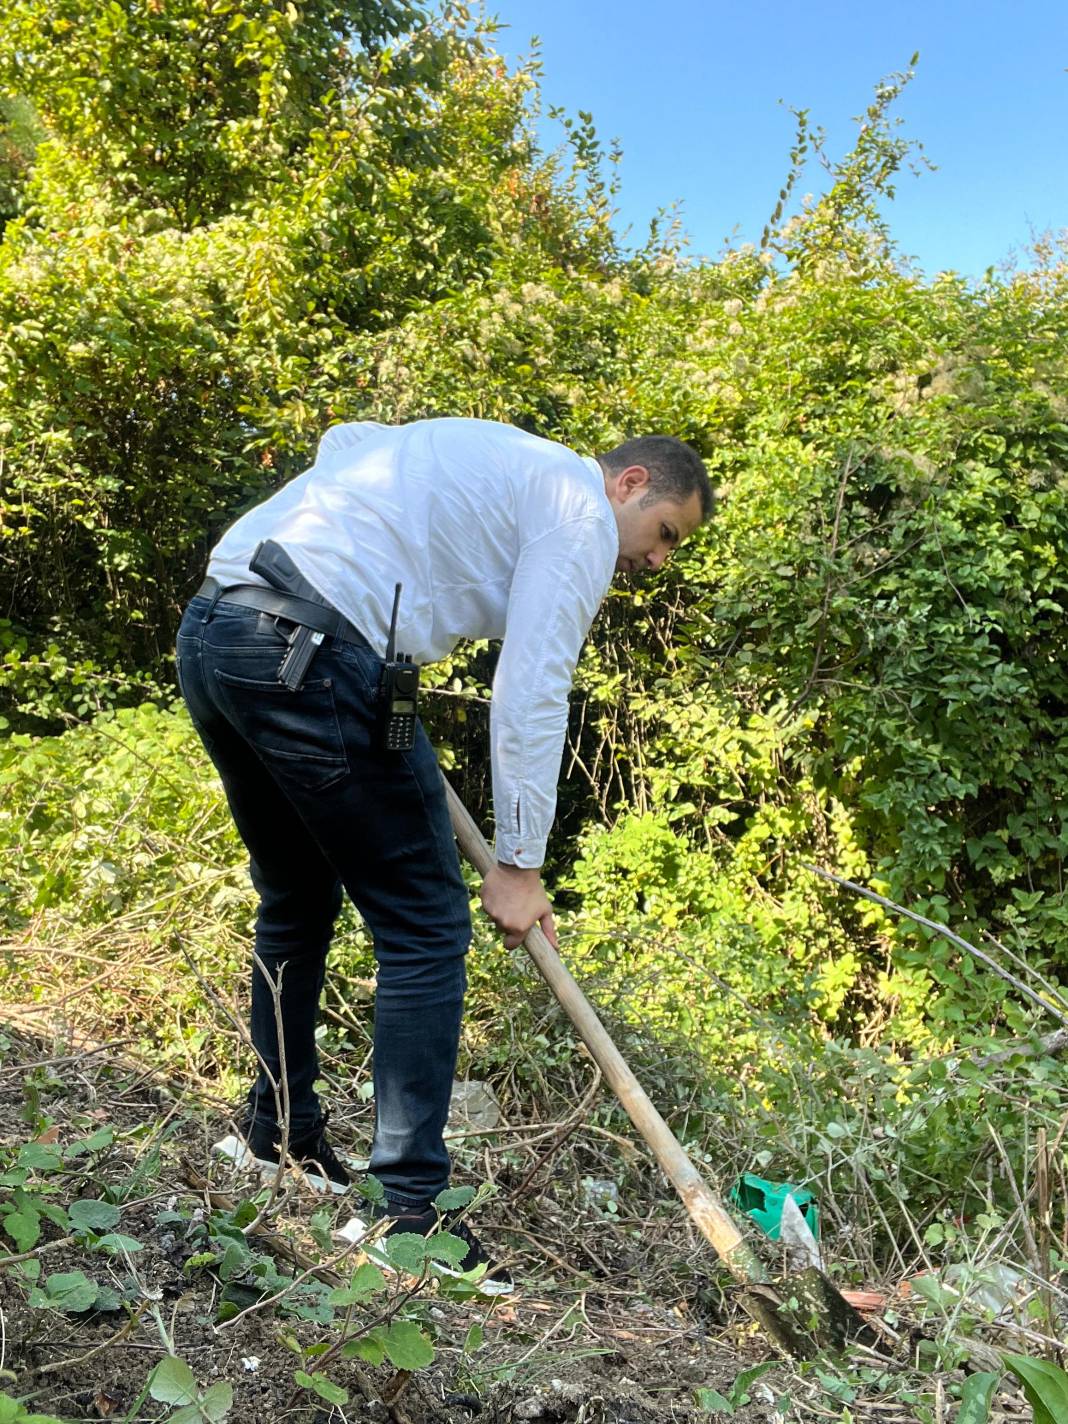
[176,595,471,1207]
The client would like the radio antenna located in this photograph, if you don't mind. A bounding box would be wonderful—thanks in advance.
[386,583,402,662]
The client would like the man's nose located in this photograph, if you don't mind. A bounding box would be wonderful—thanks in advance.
[646,548,667,571]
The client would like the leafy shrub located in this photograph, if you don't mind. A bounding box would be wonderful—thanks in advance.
[0,702,238,930]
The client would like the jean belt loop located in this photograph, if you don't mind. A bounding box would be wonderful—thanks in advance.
[202,584,224,625]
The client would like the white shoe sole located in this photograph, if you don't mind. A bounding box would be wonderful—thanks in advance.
[211,1133,366,1197]
[336,1214,515,1297]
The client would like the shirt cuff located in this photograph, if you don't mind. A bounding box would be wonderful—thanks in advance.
[493,826,546,870]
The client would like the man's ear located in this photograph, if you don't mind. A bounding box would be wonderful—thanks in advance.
[616,464,651,500]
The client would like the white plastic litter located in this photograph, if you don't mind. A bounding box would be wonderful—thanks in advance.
[943,1263,1029,1322]
[779,1192,824,1272]
[448,1079,502,1132]
[336,1214,371,1246]
[581,1177,619,1210]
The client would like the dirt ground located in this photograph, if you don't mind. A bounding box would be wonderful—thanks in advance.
[0,1020,1036,1424]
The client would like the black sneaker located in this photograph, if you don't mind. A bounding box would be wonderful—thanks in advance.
[339,1202,514,1295]
[214,1107,353,1194]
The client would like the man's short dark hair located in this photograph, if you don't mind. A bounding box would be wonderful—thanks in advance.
[599,436,714,521]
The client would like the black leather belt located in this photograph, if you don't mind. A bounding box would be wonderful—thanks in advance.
[195,577,372,651]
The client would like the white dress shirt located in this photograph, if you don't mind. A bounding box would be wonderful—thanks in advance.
[207,418,620,868]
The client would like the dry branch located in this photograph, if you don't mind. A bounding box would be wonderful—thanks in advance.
[804,864,1068,1031]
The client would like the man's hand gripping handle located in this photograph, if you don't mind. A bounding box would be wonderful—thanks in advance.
[479,862,558,949]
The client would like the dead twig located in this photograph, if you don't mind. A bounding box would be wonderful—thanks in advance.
[509,1064,602,1202]
[32,1299,152,1377]
[173,936,291,1236]
[0,1235,76,1268]
[804,865,1068,1031]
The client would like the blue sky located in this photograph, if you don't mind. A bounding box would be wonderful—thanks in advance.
[489,0,1068,278]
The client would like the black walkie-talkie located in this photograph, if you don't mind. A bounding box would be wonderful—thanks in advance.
[379,582,419,752]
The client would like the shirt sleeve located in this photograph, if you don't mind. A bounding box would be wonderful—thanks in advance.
[491,515,618,868]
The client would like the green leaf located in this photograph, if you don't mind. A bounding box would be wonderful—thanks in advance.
[695,1387,733,1413]
[357,1175,385,1206]
[0,1398,60,1424]
[68,1199,121,1233]
[425,1231,470,1267]
[328,1262,386,1306]
[463,1323,484,1353]
[42,1271,98,1312]
[65,1127,115,1158]
[36,1202,70,1231]
[3,1207,40,1253]
[384,1231,431,1275]
[729,1361,776,1405]
[382,1320,435,1371]
[219,1281,263,1314]
[169,1407,204,1424]
[434,1271,487,1302]
[308,1207,333,1251]
[956,1371,999,1424]
[184,1251,219,1273]
[92,1232,143,1255]
[1003,1354,1068,1424]
[433,1186,475,1211]
[295,1371,349,1405]
[149,1355,199,1405]
[342,1330,386,1365]
[17,1144,63,1173]
[230,1199,259,1229]
[218,1240,251,1281]
[199,1380,234,1422]
[279,1293,335,1325]
[911,1274,953,1309]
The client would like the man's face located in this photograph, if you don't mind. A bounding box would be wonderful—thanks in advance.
[606,465,704,575]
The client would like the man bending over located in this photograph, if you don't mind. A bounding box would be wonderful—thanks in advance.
[176,417,711,1284]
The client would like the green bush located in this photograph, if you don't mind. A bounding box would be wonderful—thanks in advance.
[0,702,238,929]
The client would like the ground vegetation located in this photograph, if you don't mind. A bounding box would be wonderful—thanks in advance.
[1,5,1067,1420]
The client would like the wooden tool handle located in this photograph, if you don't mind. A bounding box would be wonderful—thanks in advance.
[443,778,766,1286]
